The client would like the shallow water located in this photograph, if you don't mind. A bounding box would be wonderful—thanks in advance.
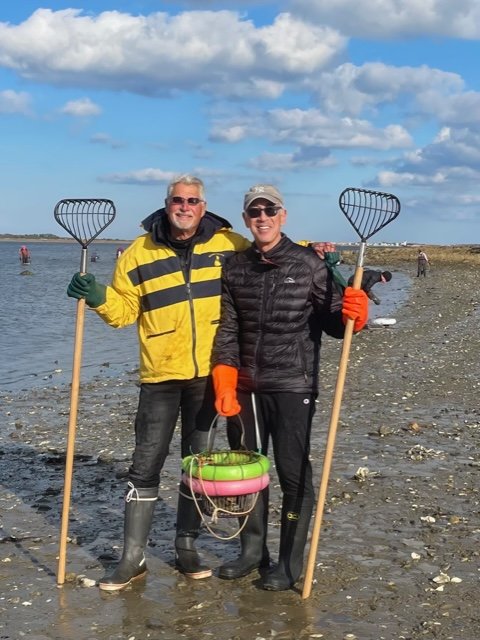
[0,241,138,392]
[0,241,411,393]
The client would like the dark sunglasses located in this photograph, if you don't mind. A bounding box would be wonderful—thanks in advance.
[169,196,205,206]
[245,205,282,218]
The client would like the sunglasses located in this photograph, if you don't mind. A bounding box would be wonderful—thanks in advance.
[169,196,205,206]
[245,205,282,218]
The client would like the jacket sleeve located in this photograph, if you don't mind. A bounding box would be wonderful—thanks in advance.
[93,249,142,328]
[211,270,241,368]
[311,259,345,339]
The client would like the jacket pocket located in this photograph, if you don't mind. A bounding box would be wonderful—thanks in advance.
[147,329,176,339]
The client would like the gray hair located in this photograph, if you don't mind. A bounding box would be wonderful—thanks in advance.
[167,174,205,200]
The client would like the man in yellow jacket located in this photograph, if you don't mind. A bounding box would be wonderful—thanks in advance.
[68,175,251,590]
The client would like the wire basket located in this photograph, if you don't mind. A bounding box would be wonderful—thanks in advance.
[200,492,259,519]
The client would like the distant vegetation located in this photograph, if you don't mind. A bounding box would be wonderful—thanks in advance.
[342,244,480,266]
[0,233,129,242]
[0,233,61,240]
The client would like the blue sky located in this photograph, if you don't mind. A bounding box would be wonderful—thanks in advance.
[1,1,480,244]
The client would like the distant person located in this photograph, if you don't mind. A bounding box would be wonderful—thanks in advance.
[19,245,30,264]
[116,247,125,259]
[90,251,100,263]
[348,269,392,305]
[417,249,429,277]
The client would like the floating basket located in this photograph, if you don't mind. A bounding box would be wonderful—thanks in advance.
[182,415,270,528]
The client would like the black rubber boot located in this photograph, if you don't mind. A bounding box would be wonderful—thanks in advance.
[218,487,269,580]
[174,486,212,579]
[261,498,313,591]
[99,483,158,592]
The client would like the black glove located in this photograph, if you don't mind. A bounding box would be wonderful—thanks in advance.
[67,273,106,308]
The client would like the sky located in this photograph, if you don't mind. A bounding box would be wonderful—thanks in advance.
[1,1,480,245]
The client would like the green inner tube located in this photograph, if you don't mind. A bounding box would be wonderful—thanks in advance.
[182,450,270,481]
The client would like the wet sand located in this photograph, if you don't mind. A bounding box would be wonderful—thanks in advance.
[1,264,479,640]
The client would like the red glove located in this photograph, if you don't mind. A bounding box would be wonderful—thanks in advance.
[212,364,241,417]
[342,287,369,332]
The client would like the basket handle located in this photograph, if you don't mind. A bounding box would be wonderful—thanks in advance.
[205,413,247,452]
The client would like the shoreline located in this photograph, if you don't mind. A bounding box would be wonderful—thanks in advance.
[0,262,479,639]
[0,237,132,244]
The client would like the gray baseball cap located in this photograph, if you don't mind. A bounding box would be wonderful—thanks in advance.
[244,184,284,210]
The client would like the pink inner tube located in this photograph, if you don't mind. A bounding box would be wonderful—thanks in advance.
[182,472,270,497]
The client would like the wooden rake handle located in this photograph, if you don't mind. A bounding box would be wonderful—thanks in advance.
[57,297,86,585]
[301,266,363,599]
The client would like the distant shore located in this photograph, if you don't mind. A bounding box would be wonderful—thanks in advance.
[0,237,131,244]
[3,236,480,265]
[342,243,480,266]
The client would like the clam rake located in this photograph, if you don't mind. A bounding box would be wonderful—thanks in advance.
[54,198,116,585]
[302,188,400,599]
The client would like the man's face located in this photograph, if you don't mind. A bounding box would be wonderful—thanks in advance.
[165,183,206,240]
[243,197,286,252]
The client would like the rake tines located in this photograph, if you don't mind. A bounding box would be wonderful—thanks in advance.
[54,198,116,248]
[339,188,400,242]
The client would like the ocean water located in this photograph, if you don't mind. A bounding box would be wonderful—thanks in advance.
[0,241,411,393]
[0,241,138,392]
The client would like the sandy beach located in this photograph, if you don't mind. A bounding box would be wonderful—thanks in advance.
[1,260,479,640]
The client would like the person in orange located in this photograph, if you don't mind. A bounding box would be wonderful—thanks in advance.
[19,246,30,264]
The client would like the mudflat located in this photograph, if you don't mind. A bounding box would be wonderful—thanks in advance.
[1,261,479,640]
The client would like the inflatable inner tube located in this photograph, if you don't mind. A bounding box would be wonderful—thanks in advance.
[182,472,270,497]
[182,450,270,481]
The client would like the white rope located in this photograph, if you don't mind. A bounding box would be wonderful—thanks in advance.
[125,481,158,502]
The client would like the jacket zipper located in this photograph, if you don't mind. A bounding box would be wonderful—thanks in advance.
[184,265,199,378]
[253,271,275,387]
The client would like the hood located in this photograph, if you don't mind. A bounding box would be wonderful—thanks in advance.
[140,207,233,245]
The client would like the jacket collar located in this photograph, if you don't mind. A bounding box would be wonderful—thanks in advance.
[141,208,233,246]
[251,234,291,265]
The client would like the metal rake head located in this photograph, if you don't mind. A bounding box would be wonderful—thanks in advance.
[339,188,400,242]
[54,198,116,248]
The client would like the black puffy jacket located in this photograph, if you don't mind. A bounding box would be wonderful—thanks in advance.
[212,235,345,393]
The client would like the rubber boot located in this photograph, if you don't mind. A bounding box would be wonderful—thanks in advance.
[261,498,313,591]
[99,483,158,592]
[218,487,270,580]
[174,486,212,579]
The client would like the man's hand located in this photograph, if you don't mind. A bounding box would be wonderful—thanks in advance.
[311,241,336,259]
[342,287,369,332]
[212,364,241,417]
[67,273,107,308]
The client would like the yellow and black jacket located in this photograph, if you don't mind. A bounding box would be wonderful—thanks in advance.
[94,209,250,383]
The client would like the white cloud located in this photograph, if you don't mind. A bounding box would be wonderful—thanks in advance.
[211,108,413,151]
[99,166,226,185]
[0,89,32,115]
[60,97,101,117]
[90,132,125,148]
[99,168,177,185]
[0,9,346,99]
[249,147,337,170]
[291,0,480,38]
[310,62,465,117]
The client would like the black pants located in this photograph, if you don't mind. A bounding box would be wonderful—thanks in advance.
[228,391,316,504]
[128,377,216,488]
